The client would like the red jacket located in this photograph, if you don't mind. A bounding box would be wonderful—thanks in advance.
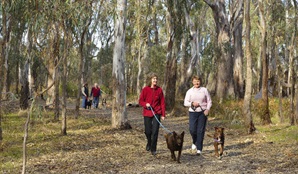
[91,87,101,97]
[139,86,166,117]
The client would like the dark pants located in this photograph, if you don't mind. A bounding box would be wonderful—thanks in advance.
[189,111,207,151]
[144,115,161,152]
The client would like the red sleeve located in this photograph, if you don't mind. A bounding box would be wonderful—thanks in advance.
[160,89,166,117]
[139,87,147,108]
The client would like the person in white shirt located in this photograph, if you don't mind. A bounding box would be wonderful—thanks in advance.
[184,75,212,155]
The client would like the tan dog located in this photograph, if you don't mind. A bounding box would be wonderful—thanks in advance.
[208,127,225,159]
[164,131,185,163]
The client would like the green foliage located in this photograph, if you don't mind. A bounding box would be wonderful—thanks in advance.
[59,82,79,98]
[148,45,167,82]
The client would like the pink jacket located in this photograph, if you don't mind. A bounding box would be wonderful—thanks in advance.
[184,87,212,112]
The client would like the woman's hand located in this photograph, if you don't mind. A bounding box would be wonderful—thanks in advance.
[146,103,151,108]
[192,102,200,107]
[161,116,165,120]
[204,110,209,116]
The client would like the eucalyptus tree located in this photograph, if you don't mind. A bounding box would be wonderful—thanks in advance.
[177,1,205,99]
[294,0,298,125]
[111,0,131,129]
[243,0,256,134]
[129,0,151,97]
[289,0,297,125]
[72,1,94,118]
[230,0,244,99]
[0,0,13,100]
[258,0,271,125]
[203,0,235,102]
[164,0,184,112]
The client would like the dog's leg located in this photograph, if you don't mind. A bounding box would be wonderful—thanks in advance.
[214,142,219,157]
[219,144,224,157]
[177,150,182,163]
[171,150,176,161]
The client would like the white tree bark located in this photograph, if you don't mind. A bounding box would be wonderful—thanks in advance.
[112,0,130,129]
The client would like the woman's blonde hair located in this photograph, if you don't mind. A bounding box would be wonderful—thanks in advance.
[146,72,158,86]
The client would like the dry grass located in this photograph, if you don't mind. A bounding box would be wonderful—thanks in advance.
[0,98,298,174]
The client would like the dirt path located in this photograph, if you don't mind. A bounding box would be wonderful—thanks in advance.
[25,106,298,174]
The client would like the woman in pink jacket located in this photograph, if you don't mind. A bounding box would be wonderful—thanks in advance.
[139,73,166,156]
[184,75,212,155]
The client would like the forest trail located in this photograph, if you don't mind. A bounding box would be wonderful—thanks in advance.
[22,105,298,174]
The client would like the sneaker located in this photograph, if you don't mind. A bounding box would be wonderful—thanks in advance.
[191,144,196,150]
[196,150,202,155]
[151,151,157,156]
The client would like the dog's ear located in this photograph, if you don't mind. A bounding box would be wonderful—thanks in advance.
[164,134,168,139]
[181,131,185,138]
[214,127,218,130]
[172,131,177,138]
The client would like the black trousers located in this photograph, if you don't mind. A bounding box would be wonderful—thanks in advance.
[144,115,161,152]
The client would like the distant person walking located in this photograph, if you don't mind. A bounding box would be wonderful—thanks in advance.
[184,75,212,155]
[90,83,101,108]
[82,83,89,109]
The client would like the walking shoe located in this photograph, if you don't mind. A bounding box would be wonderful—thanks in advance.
[151,151,157,156]
[146,143,151,151]
[196,150,202,155]
[191,144,197,150]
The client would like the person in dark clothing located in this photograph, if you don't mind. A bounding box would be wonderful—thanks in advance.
[82,83,89,109]
[139,72,166,156]
[90,83,101,109]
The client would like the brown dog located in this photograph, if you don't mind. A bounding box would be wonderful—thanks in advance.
[164,131,185,163]
[209,127,225,159]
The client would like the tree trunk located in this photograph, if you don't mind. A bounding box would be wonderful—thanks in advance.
[164,0,180,112]
[111,0,131,129]
[46,24,57,107]
[204,0,235,102]
[289,0,297,125]
[258,0,271,125]
[177,0,200,99]
[19,27,30,110]
[293,0,298,125]
[61,24,70,135]
[54,23,60,121]
[243,0,256,134]
[231,0,244,99]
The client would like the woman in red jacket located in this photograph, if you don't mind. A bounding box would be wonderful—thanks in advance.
[139,73,166,156]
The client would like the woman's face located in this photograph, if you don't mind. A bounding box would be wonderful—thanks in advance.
[192,79,200,88]
[151,76,158,87]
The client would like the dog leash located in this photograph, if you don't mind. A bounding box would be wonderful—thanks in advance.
[148,106,172,134]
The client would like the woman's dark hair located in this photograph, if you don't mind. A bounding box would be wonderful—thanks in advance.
[146,72,158,86]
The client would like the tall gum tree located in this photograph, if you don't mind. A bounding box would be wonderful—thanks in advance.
[203,0,235,102]
[111,0,131,129]
[243,0,256,134]
[258,0,271,125]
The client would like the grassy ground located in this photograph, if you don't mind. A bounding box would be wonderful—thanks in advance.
[1,98,298,173]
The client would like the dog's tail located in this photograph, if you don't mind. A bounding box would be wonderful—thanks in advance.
[207,134,213,138]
